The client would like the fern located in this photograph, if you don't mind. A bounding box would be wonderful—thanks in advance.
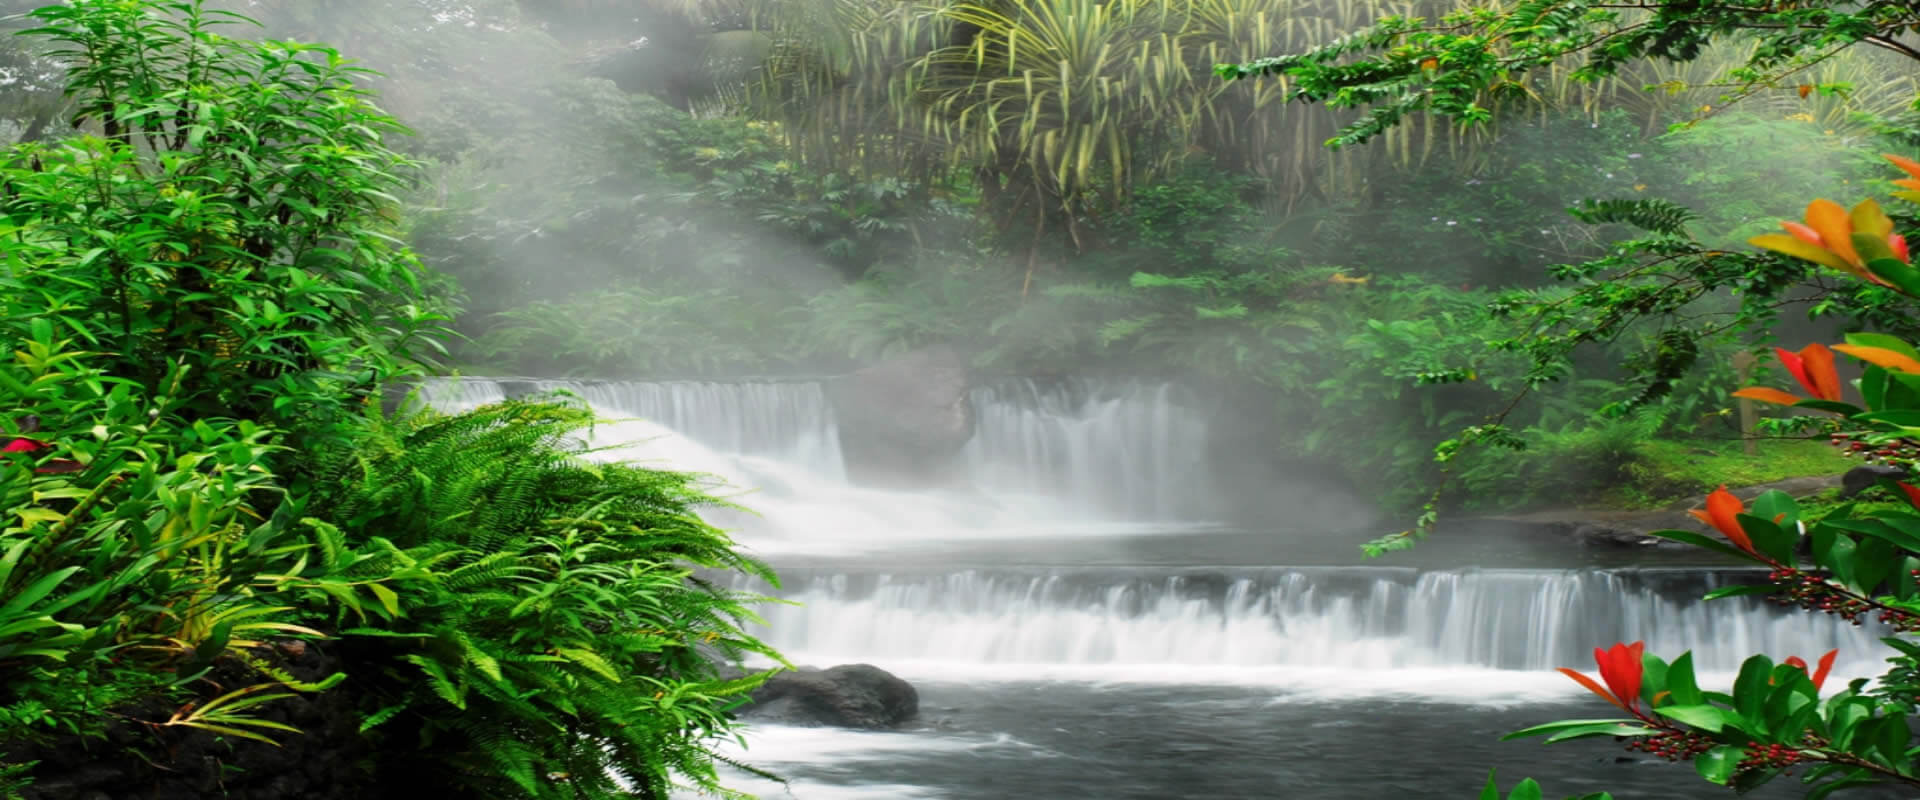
[1567,197,1698,235]
[308,397,785,799]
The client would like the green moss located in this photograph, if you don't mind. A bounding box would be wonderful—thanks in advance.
[1793,486,1910,524]
[1598,438,1854,510]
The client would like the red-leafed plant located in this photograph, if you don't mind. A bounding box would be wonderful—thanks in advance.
[1493,158,1920,798]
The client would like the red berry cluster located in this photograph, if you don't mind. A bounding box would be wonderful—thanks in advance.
[1627,731,1716,761]
[1738,741,1803,773]
[1766,568,1892,627]
[1829,432,1920,464]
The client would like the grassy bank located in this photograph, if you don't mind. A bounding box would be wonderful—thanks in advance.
[1600,437,1855,510]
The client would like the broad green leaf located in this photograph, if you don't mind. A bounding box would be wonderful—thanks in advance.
[1702,584,1776,600]
[1735,513,1797,564]
[1502,719,1643,741]
[1644,529,1758,561]
[1733,656,1774,735]
[1694,745,1739,785]
[1663,652,1703,706]
[1656,703,1742,733]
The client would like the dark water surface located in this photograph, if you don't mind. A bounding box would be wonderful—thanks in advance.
[717,681,1889,799]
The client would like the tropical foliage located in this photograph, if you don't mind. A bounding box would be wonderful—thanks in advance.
[0,3,778,797]
[1217,0,1920,148]
[1482,151,1920,799]
[304,400,782,799]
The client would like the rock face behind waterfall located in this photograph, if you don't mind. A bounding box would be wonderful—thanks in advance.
[826,346,974,487]
[743,664,919,729]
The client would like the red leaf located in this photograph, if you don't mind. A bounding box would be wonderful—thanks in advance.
[1557,667,1630,713]
[2,437,46,454]
[1899,483,1920,511]
[1813,650,1837,690]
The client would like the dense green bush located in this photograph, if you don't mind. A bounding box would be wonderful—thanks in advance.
[0,3,783,797]
[1,1,450,432]
[305,399,781,799]
[0,333,390,750]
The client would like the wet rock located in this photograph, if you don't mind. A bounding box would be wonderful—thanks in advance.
[743,664,919,729]
[826,346,974,488]
[1842,464,1910,498]
[1565,521,1689,549]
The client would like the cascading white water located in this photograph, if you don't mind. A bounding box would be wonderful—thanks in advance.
[738,567,1882,677]
[417,377,1224,549]
[418,378,845,474]
[962,379,1210,519]
[421,376,1872,698]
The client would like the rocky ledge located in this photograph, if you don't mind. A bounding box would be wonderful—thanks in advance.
[1469,472,1870,550]
[738,663,919,729]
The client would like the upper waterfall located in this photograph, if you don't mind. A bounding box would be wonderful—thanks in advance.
[418,376,1225,542]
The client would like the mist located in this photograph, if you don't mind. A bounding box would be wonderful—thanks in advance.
[4,1,1915,795]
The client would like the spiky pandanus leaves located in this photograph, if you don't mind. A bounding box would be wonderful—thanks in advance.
[310,399,783,799]
[916,0,1203,215]
[749,0,958,178]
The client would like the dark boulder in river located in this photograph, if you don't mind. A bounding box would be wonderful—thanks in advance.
[743,664,919,729]
[826,346,974,488]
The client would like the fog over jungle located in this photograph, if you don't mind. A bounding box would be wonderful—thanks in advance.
[0,0,1910,517]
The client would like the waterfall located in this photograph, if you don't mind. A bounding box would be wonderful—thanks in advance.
[419,376,1220,526]
[418,378,845,476]
[421,376,1873,699]
[962,379,1211,519]
[740,567,1882,677]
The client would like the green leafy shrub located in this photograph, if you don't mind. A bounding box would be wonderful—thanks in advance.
[1,0,450,434]
[306,399,784,799]
[1451,412,1661,510]
[2,5,785,799]
[0,328,402,751]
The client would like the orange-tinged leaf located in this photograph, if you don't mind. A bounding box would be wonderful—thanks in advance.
[1805,199,1862,266]
[1799,343,1843,401]
[1556,667,1630,712]
[1886,153,1920,180]
[1833,344,1920,374]
[1896,178,1920,192]
[1850,199,1893,239]
[1749,233,1862,276]
[1781,220,1823,245]
[1702,486,1756,554]
[1798,84,1813,99]
[1732,387,1803,406]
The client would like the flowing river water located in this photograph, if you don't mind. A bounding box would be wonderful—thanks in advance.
[424,378,1889,799]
